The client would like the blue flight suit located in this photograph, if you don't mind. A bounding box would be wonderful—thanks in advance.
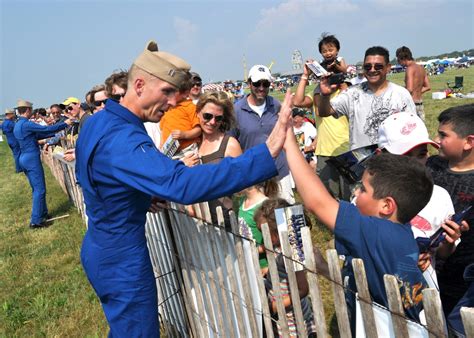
[13,117,68,224]
[1,119,22,172]
[75,99,278,337]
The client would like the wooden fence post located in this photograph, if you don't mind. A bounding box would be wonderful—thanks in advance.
[301,227,327,338]
[215,207,247,337]
[261,223,291,336]
[422,288,445,338]
[461,307,474,337]
[383,275,409,337]
[352,258,378,338]
[249,235,275,338]
[229,211,260,336]
[326,249,352,338]
[279,230,308,337]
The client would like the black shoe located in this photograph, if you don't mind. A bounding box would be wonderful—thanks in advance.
[29,222,49,229]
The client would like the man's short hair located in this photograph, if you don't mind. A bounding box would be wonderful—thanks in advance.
[17,106,30,114]
[438,104,474,138]
[365,153,433,224]
[50,104,62,111]
[105,70,128,97]
[396,46,413,61]
[318,33,340,52]
[365,46,390,64]
[177,71,193,93]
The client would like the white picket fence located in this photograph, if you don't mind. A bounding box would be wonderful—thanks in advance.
[44,152,474,337]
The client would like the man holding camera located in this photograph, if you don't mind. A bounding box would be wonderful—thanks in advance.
[318,46,416,150]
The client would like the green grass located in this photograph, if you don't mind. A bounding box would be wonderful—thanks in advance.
[1,67,472,336]
[0,143,108,337]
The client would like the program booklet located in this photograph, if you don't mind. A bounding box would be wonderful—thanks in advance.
[161,135,180,158]
[275,204,307,271]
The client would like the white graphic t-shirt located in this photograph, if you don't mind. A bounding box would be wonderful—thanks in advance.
[331,82,416,149]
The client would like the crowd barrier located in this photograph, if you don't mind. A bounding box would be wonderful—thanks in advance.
[43,151,474,337]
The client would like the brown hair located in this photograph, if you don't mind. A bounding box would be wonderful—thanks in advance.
[365,153,433,224]
[196,91,236,132]
[105,70,128,96]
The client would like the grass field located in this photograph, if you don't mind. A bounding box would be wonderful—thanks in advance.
[1,66,473,336]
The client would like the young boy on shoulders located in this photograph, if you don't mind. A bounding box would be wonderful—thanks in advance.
[425,104,474,315]
[284,126,432,324]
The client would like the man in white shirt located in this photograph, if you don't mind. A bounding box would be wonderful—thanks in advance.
[318,46,416,150]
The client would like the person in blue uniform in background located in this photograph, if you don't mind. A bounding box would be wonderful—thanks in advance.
[75,40,293,337]
[1,108,22,172]
[13,99,72,228]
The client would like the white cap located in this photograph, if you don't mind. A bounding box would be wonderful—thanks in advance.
[248,65,273,82]
[378,112,439,154]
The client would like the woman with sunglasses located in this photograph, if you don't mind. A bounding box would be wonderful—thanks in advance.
[184,91,242,228]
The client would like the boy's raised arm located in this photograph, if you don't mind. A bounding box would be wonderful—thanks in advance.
[283,125,339,230]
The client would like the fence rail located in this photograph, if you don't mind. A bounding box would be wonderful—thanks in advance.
[43,151,473,337]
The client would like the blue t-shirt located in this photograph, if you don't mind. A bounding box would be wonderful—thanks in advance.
[335,201,426,322]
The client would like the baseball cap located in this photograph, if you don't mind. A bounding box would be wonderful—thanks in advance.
[5,108,15,115]
[248,65,273,82]
[17,99,33,108]
[62,97,80,106]
[378,112,439,155]
[133,40,191,88]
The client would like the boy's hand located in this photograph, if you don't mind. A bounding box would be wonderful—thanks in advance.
[181,152,200,167]
[171,130,185,140]
[417,252,431,272]
[441,219,468,244]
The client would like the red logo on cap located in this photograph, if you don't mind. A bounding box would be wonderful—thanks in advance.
[400,122,417,135]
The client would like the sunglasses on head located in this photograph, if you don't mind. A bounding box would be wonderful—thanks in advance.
[94,99,107,107]
[251,80,271,88]
[110,93,125,102]
[202,112,224,123]
[363,63,385,71]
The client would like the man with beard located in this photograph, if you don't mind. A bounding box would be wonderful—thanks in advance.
[318,46,416,150]
[75,40,293,337]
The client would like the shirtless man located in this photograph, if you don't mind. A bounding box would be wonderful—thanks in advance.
[396,46,431,120]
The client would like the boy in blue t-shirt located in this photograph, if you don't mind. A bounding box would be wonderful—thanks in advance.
[284,128,433,325]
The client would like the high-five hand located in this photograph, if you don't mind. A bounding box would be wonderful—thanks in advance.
[265,89,293,158]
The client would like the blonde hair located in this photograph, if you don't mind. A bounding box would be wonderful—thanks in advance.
[196,91,236,132]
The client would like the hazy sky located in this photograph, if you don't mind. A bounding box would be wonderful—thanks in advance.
[1,0,472,108]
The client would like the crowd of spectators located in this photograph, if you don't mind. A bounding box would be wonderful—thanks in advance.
[1,35,472,337]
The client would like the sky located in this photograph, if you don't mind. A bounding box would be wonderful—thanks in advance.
[1,0,473,109]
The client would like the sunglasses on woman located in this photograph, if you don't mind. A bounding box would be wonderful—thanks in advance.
[94,99,107,107]
[202,112,224,123]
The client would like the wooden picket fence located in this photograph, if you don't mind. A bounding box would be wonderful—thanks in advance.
[43,151,474,337]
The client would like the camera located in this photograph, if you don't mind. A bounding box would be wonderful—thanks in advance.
[328,73,345,85]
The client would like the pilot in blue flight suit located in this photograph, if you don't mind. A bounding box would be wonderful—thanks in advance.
[75,40,293,337]
[13,99,72,228]
[1,108,22,172]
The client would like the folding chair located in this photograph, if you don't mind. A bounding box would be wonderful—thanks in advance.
[447,76,464,93]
